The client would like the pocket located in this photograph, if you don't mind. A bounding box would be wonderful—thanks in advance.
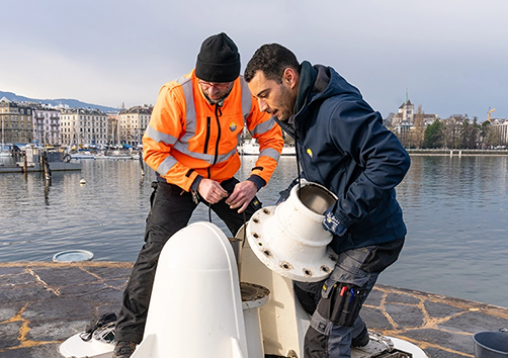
[316,280,339,320]
[335,284,368,326]
[316,281,367,327]
[346,287,368,326]
[318,248,374,326]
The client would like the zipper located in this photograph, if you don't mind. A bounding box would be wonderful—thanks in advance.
[203,116,211,154]
[213,105,222,165]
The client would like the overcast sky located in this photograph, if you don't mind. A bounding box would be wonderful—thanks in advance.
[2,0,507,120]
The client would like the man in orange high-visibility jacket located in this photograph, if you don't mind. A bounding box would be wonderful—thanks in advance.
[112,33,284,358]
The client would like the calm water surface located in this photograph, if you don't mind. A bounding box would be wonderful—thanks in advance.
[1,155,507,308]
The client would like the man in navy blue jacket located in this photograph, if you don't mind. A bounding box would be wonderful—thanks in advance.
[245,43,411,358]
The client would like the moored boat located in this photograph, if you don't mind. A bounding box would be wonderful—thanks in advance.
[239,139,296,156]
[0,145,81,174]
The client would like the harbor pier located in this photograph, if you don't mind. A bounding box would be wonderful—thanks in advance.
[1,261,507,358]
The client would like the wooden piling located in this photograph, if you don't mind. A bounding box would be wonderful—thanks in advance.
[138,150,145,177]
[22,152,27,173]
[42,151,51,180]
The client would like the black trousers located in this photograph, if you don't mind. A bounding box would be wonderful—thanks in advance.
[115,178,262,343]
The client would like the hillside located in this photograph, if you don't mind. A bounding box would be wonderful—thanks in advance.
[0,90,119,113]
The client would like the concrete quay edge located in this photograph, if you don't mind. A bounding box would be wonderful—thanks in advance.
[1,261,507,358]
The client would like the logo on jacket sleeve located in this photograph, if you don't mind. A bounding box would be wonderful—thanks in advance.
[306,148,313,158]
[229,122,237,132]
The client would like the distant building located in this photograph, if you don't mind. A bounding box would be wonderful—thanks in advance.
[491,118,508,145]
[396,120,413,145]
[392,99,415,127]
[60,108,108,148]
[118,105,152,146]
[0,97,33,144]
[392,98,438,135]
[107,114,119,146]
[32,104,61,146]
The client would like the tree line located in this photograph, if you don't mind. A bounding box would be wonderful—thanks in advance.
[392,105,505,150]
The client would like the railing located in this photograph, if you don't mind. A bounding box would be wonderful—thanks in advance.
[407,148,508,156]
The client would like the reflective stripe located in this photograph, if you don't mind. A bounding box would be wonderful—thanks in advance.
[173,142,237,164]
[251,117,277,136]
[240,76,252,119]
[169,75,249,164]
[145,124,178,145]
[217,147,238,163]
[173,142,214,162]
[177,76,197,146]
[259,147,281,161]
[157,155,178,176]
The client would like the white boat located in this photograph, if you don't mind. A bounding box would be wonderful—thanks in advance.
[281,145,296,156]
[239,139,296,156]
[94,150,134,160]
[0,146,81,174]
[70,151,95,160]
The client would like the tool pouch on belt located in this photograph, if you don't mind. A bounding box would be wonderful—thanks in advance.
[317,282,368,327]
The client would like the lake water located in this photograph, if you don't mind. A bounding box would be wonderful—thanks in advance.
[1,155,507,308]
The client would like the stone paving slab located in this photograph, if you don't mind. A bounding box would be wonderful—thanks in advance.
[1,261,508,358]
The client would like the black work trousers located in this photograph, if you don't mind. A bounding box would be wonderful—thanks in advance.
[115,177,261,344]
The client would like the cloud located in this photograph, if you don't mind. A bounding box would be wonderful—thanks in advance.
[1,0,507,119]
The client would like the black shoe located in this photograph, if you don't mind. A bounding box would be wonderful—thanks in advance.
[352,326,370,347]
[113,341,136,358]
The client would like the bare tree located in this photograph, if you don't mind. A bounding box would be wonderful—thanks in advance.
[411,105,425,149]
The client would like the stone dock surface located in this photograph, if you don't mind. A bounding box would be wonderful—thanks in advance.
[1,261,507,358]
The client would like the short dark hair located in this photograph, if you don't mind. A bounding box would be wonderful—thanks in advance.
[244,43,300,84]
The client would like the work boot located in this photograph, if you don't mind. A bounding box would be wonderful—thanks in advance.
[352,326,370,347]
[113,341,136,358]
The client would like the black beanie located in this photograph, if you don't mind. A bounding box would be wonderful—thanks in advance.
[195,32,241,83]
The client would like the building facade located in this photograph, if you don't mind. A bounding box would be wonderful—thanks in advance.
[106,114,120,146]
[0,97,33,144]
[392,99,438,135]
[491,119,508,145]
[392,99,415,127]
[32,105,61,146]
[60,108,108,148]
[118,105,152,146]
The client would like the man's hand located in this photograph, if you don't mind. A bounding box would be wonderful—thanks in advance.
[226,181,257,213]
[197,178,229,204]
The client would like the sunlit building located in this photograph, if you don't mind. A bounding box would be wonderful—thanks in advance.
[32,104,61,146]
[491,119,508,145]
[0,97,33,144]
[118,105,152,147]
[60,108,108,148]
[107,114,120,146]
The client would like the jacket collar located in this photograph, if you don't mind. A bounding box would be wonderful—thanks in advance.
[289,62,331,127]
[293,61,317,115]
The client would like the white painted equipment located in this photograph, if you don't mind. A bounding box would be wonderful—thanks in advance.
[59,333,113,358]
[60,222,269,358]
[246,180,338,282]
[240,282,270,358]
[238,224,311,357]
[59,188,428,358]
[131,222,249,358]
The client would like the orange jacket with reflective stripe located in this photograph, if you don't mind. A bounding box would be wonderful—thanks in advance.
[143,70,284,191]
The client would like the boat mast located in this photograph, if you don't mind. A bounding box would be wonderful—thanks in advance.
[1,115,4,153]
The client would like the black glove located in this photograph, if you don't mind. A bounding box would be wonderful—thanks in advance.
[323,207,347,237]
[276,177,306,205]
